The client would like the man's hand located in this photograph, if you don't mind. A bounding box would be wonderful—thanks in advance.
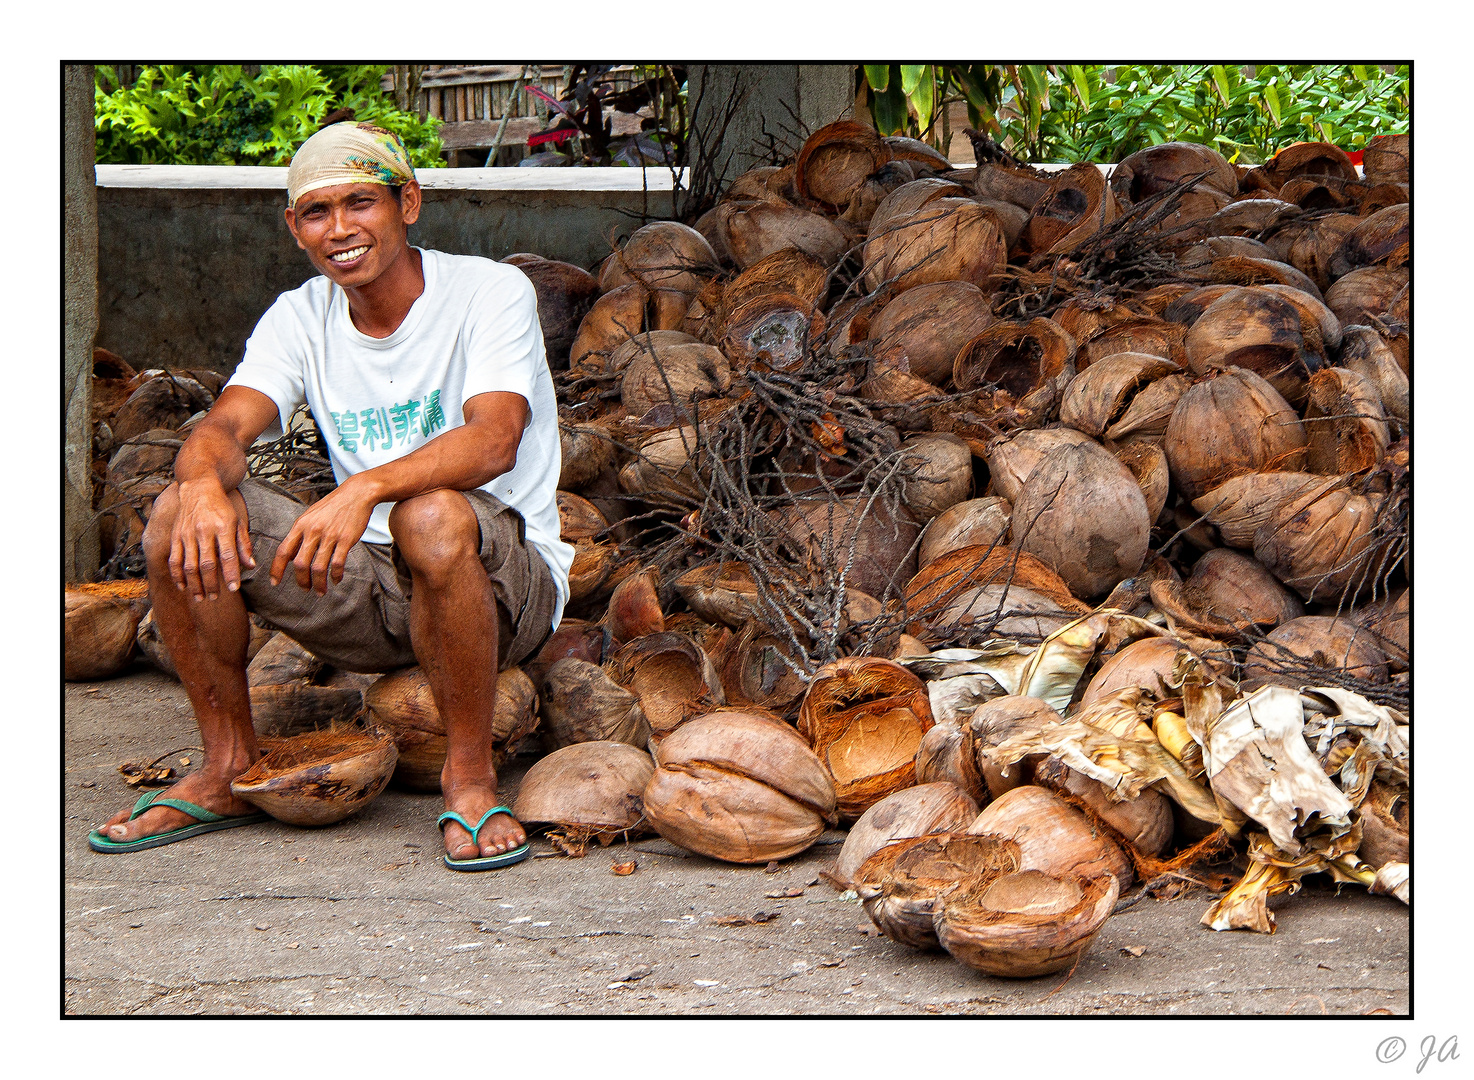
[270,476,378,595]
[171,478,257,601]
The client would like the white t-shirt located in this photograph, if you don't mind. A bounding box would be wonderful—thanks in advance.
[225,247,573,625]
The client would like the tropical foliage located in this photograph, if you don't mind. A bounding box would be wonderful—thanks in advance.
[94,65,445,168]
[859,64,1410,165]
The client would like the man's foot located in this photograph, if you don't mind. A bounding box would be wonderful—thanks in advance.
[440,780,526,861]
[96,764,260,845]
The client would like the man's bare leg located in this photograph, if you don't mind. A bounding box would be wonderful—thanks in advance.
[97,485,262,842]
[389,491,526,861]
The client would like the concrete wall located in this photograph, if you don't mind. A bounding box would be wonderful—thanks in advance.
[64,65,99,581]
[97,167,680,374]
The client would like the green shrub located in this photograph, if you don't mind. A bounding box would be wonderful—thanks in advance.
[95,65,444,168]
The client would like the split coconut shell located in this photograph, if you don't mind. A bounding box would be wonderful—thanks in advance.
[968,784,1133,886]
[867,281,994,386]
[1163,367,1308,501]
[798,657,936,821]
[231,725,397,827]
[64,579,150,681]
[604,631,724,742]
[642,709,837,863]
[511,740,655,845]
[831,781,981,889]
[539,657,652,750]
[1302,367,1390,474]
[1252,483,1391,603]
[952,318,1077,429]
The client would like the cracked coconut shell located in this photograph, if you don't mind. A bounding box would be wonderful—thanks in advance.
[511,740,655,844]
[642,709,837,864]
[1017,163,1120,256]
[539,658,651,750]
[231,725,398,827]
[1183,287,1322,404]
[794,120,892,211]
[831,782,981,889]
[1302,367,1390,474]
[364,666,538,791]
[798,657,936,821]
[967,785,1133,886]
[868,280,995,387]
[1060,354,1183,438]
[1241,616,1389,690]
[598,221,720,297]
[64,579,150,682]
[1011,441,1150,600]
[933,868,1119,977]
[855,832,1024,951]
[862,198,1008,295]
[605,631,724,743]
[1252,482,1391,604]
[952,318,1078,429]
[1163,367,1308,501]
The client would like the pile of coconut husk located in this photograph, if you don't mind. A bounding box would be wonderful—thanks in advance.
[69,125,1409,963]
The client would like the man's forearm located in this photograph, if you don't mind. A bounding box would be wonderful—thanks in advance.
[174,424,252,494]
[346,423,517,507]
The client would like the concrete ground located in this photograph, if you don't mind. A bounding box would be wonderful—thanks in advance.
[64,668,1409,1016]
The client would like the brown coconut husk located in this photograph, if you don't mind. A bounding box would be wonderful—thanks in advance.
[1324,266,1409,329]
[969,697,1058,800]
[1357,778,1408,868]
[1362,133,1410,185]
[723,248,830,313]
[1258,284,1342,352]
[1179,236,1278,266]
[110,374,215,442]
[918,497,1012,570]
[1353,588,1408,673]
[1155,548,1305,639]
[558,422,617,492]
[973,198,1029,249]
[1011,441,1150,600]
[772,496,921,602]
[1329,204,1409,280]
[1160,284,1238,327]
[92,347,139,422]
[952,318,1077,430]
[620,341,731,417]
[605,631,724,742]
[1183,288,1322,403]
[1016,163,1120,257]
[1205,196,1301,239]
[674,561,767,629]
[524,619,606,688]
[798,657,936,821]
[973,161,1052,211]
[914,722,989,807]
[1191,471,1342,549]
[1076,320,1187,370]
[899,433,974,523]
[1104,374,1191,446]
[246,633,322,687]
[511,740,655,849]
[1302,367,1390,474]
[599,221,720,296]
[1112,440,1171,523]
[1276,175,1368,211]
[539,657,651,750]
[1051,297,1146,346]
[967,784,1133,886]
[1110,141,1238,204]
[1163,368,1309,501]
[862,199,1009,295]
[867,281,994,387]
[840,161,922,226]
[883,135,952,171]
[867,177,968,235]
[607,330,699,376]
[566,540,616,604]
[714,197,850,268]
[231,725,397,827]
[1203,257,1325,304]
[556,491,608,542]
[721,293,824,372]
[363,666,538,790]
[1263,213,1361,292]
[1060,353,1182,438]
[931,584,1080,641]
[64,579,150,682]
[1080,636,1187,704]
[1241,616,1389,689]
[604,568,665,645]
[831,782,982,889]
[715,619,807,714]
[794,120,892,211]
[905,545,1087,627]
[1339,326,1408,430]
[619,424,704,505]
[854,832,1024,951]
[933,867,1119,977]
[1260,142,1359,188]
[569,284,651,370]
[1252,483,1393,604]
[508,259,601,369]
[642,708,838,863]
[982,427,1097,502]
[1033,751,1173,856]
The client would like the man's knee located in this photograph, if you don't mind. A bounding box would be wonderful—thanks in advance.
[390,490,481,585]
[141,484,180,564]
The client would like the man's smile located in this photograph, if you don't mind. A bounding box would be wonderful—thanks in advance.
[331,246,370,265]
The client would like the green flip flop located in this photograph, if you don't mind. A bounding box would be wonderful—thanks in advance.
[88,788,272,853]
[438,805,530,871]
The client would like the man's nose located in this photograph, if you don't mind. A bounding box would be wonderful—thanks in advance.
[326,206,354,237]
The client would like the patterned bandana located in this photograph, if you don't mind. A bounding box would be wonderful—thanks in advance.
[286,122,417,208]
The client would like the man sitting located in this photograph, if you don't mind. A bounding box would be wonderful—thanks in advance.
[90,122,573,870]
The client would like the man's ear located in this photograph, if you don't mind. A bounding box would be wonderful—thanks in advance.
[399,180,423,227]
[283,207,307,250]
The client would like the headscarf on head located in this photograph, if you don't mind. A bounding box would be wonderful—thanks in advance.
[286,122,416,208]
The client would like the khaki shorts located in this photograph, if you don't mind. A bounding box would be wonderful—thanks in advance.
[235,478,556,674]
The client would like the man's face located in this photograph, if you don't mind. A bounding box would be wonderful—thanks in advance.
[284,181,422,288]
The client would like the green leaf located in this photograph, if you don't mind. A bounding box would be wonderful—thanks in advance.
[901,65,925,96]
[1211,65,1232,106]
[910,66,936,136]
[863,65,890,92]
[1262,83,1281,126]
[1069,65,1091,110]
[872,72,909,136]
